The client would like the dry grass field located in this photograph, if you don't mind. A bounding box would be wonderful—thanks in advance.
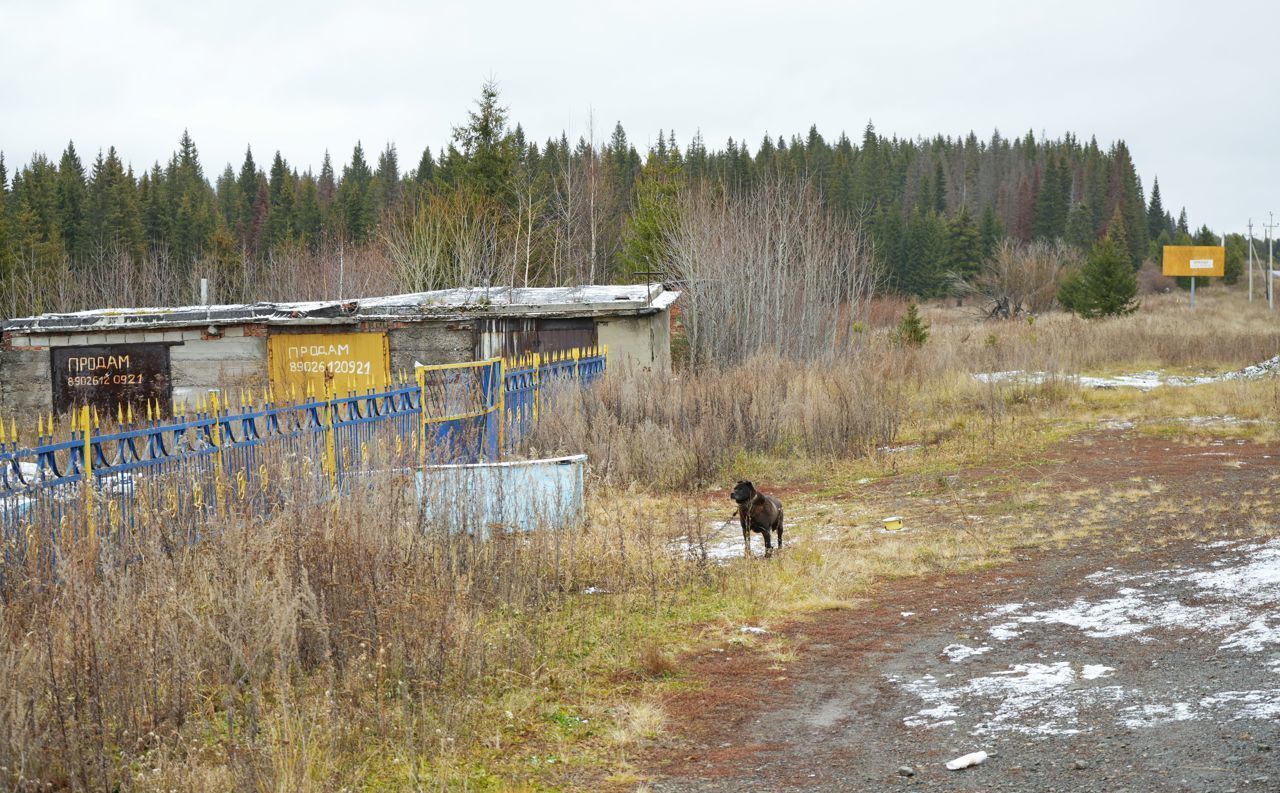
[3,287,1279,791]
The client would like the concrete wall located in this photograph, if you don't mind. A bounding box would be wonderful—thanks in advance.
[595,309,672,373]
[0,307,673,416]
[0,326,267,415]
[169,332,267,407]
[388,321,474,372]
[0,346,53,413]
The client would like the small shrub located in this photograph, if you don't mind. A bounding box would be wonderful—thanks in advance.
[895,302,930,347]
[638,643,679,678]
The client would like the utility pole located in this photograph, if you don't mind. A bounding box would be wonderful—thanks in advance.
[1248,219,1255,302]
[1266,213,1278,311]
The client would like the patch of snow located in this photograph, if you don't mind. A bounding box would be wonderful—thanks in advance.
[943,644,991,663]
[893,662,1128,736]
[988,623,1023,641]
[1100,419,1136,430]
[1220,619,1280,653]
[897,539,1280,736]
[739,626,768,635]
[1119,701,1196,728]
[901,612,916,618]
[974,355,1280,392]
[1200,689,1280,721]
[986,602,1030,616]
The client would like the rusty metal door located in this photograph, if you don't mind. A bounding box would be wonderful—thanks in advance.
[267,331,390,397]
[51,343,173,417]
[475,318,597,359]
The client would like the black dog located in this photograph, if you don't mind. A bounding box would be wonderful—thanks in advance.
[731,480,784,557]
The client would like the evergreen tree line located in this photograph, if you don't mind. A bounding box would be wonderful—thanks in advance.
[0,82,1224,316]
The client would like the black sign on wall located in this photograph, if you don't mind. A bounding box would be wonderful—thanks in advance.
[51,343,173,417]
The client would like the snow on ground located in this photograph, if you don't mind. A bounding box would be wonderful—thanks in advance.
[889,538,1280,737]
[974,353,1280,391]
[942,643,991,663]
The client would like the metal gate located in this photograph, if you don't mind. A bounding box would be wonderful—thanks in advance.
[475,317,597,360]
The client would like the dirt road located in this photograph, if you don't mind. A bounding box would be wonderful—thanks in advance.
[644,432,1280,792]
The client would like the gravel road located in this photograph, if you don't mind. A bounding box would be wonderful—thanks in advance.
[645,435,1280,792]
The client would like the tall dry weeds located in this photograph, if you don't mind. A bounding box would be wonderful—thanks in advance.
[522,350,907,489]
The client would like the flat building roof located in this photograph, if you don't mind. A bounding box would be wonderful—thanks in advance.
[3,284,679,334]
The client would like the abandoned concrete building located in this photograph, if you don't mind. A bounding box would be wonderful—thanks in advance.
[0,284,678,416]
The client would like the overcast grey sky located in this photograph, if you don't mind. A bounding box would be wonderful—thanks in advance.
[2,0,1276,233]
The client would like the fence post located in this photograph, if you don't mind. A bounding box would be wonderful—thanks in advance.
[533,352,541,423]
[209,391,225,516]
[496,358,506,457]
[81,404,94,544]
[416,365,427,467]
[325,386,338,489]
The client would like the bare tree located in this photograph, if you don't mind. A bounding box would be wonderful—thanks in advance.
[383,191,508,293]
[666,176,879,366]
[952,239,1081,318]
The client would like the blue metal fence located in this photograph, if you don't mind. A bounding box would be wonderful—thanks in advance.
[0,348,606,550]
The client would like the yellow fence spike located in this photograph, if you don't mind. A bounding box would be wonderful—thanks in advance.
[147,400,154,422]
[11,418,18,444]
[117,404,124,425]
[38,414,45,438]
[127,403,134,424]
[92,407,100,430]
[0,417,6,444]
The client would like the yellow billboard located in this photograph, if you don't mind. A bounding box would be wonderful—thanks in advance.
[1163,245,1224,277]
[268,331,390,398]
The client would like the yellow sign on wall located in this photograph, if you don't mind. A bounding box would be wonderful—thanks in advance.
[268,331,390,397]
[1163,245,1225,277]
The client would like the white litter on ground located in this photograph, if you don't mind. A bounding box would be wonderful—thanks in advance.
[945,750,988,770]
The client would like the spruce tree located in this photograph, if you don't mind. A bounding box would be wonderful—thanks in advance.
[895,302,929,347]
[1065,200,1095,249]
[215,164,240,232]
[294,172,323,247]
[946,205,982,281]
[978,204,1004,260]
[338,142,377,243]
[87,147,143,259]
[374,143,401,211]
[932,159,946,214]
[1033,158,1069,240]
[318,150,336,209]
[236,146,260,248]
[452,79,516,205]
[1146,176,1167,240]
[414,146,436,186]
[1058,213,1138,318]
[266,152,295,249]
[619,153,681,279]
[56,142,88,261]
[0,153,11,288]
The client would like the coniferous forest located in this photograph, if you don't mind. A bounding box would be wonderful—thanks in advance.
[0,82,1232,318]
